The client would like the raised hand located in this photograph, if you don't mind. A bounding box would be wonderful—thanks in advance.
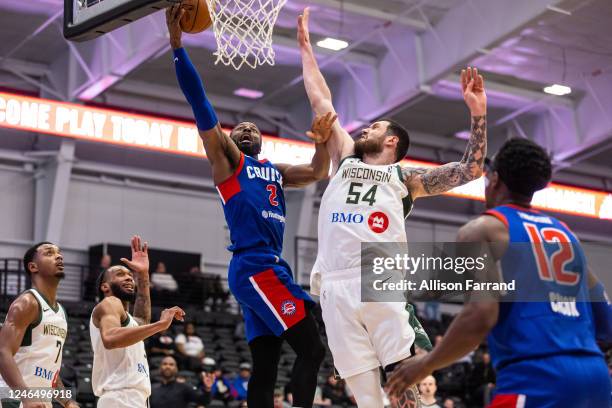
[159,306,186,330]
[120,235,149,277]
[297,7,311,48]
[166,4,185,49]
[461,67,486,117]
[307,112,337,144]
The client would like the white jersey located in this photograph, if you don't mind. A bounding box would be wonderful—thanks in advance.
[90,312,151,398]
[0,289,67,391]
[311,156,412,294]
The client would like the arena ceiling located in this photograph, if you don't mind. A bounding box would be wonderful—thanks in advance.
[0,0,611,190]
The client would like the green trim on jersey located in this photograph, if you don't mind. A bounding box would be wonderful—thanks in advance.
[20,290,43,347]
[121,314,131,327]
[34,288,59,313]
[406,304,432,351]
[396,164,414,218]
[338,155,360,169]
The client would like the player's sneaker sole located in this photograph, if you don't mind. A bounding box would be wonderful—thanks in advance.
[391,384,422,408]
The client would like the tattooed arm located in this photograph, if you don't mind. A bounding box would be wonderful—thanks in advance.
[402,67,487,199]
[121,236,151,325]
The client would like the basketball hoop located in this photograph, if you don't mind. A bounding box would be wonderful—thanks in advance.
[206,0,287,70]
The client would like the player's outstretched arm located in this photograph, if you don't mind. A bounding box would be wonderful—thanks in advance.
[402,67,487,200]
[298,8,354,171]
[120,235,151,325]
[0,293,39,391]
[93,297,184,349]
[166,5,240,184]
[387,217,500,397]
[276,112,336,188]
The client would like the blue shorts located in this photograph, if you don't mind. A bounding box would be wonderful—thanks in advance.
[490,354,611,408]
[228,250,314,342]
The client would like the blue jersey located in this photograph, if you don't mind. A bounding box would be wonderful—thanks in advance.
[484,204,602,371]
[217,153,286,254]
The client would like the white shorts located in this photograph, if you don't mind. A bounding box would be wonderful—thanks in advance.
[97,389,149,408]
[320,276,415,379]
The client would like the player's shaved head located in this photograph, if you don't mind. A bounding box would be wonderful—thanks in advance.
[230,121,262,157]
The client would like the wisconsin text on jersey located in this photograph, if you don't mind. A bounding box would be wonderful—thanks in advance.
[43,324,67,339]
[342,166,393,183]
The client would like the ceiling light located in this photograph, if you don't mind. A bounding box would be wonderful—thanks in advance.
[543,84,571,96]
[234,88,264,99]
[316,37,349,51]
[454,130,471,140]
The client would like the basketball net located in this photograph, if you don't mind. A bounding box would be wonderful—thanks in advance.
[206,0,287,70]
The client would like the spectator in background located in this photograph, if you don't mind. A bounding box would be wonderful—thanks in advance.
[211,367,233,404]
[442,396,464,408]
[231,363,251,401]
[419,375,441,408]
[151,261,178,305]
[313,385,331,407]
[274,388,292,408]
[175,322,205,372]
[321,372,352,406]
[184,266,205,307]
[150,356,212,408]
[148,328,176,357]
[469,350,496,406]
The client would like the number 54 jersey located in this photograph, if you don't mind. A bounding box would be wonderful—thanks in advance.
[310,156,413,295]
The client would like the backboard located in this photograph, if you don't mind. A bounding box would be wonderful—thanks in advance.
[64,0,179,42]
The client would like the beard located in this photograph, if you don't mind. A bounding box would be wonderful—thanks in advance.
[354,137,383,158]
[236,140,262,157]
[109,282,136,302]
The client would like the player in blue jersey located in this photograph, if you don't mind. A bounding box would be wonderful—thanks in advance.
[166,5,332,407]
[388,138,612,407]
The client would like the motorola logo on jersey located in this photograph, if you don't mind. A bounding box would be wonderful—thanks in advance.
[331,212,364,224]
[280,300,297,316]
[368,212,389,233]
[246,165,283,185]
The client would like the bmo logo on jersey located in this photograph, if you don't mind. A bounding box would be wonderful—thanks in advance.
[368,212,389,233]
[331,212,364,224]
[34,366,55,381]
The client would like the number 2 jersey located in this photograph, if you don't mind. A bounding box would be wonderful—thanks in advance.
[216,153,286,255]
[484,204,603,370]
[310,156,413,295]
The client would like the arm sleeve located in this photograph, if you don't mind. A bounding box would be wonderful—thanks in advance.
[173,47,218,131]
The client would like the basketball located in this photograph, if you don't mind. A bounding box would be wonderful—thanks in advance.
[180,0,213,34]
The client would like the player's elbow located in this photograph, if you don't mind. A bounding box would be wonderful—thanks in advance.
[101,335,120,350]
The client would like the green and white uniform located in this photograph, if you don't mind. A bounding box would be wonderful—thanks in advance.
[0,289,68,408]
[90,312,150,407]
[311,156,416,378]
